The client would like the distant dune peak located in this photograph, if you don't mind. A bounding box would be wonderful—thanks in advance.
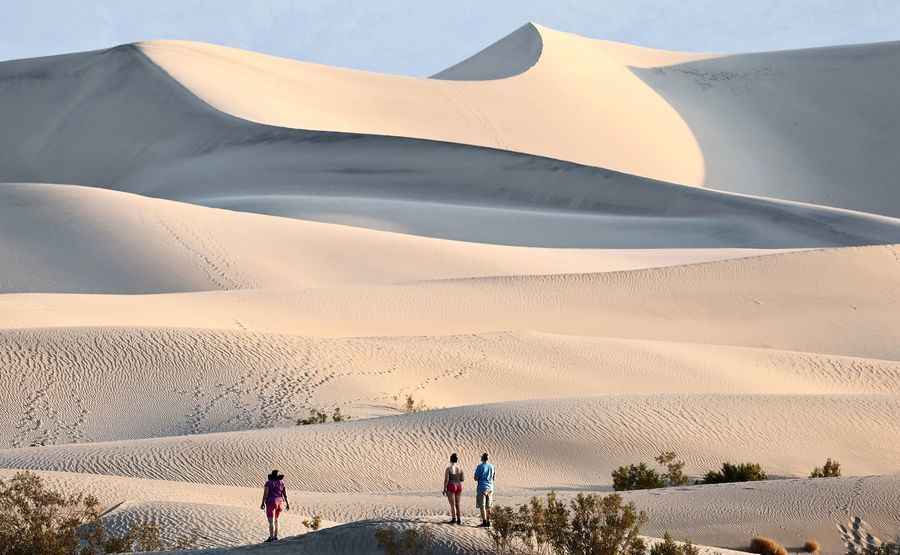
[431,22,543,80]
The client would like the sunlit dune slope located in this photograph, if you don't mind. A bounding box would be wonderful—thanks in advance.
[3,326,899,447]
[2,246,897,359]
[139,24,710,185]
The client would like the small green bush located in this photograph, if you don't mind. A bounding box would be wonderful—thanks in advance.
[302,515,323,531]
[612,463,666,491]
[399,394,428,414]
[487,506,518,555]
[0,471,192,554]
[488,492,650,555]
[650,532,701,555]
[297,407,351,425]
[750,536,788,555]
[331,407,350,423]
[612,452,689,491]
[701,462,767,484]
[656,452,689,487]
[809,458,841,478]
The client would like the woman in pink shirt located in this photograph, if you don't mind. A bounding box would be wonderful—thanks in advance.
[260,469,290,542]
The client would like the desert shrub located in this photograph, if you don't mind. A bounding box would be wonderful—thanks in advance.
[803,539,820,553]
[655,452,689,487]
[302,515,322,531]
[864,543,900,555]
[701,462,767,484]
[569,493,647,555]
[297,407,351,425]
[298,408,328,425]
[374,526,432,555]
[398,394,429,414]
[612,463,665,491]
[612,452,689,491]
[750,537,788,555]
[0,471,192,554]
[487,492,649,555]
[488,506,519,555]
[809,458,841,478]
[331,407,350,423]
[650,532,700,555]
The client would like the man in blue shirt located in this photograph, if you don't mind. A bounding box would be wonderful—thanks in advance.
[473,452,495,527]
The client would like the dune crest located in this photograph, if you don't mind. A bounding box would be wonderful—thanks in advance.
[138,25,708,185]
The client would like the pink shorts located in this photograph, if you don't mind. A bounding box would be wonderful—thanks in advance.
[446,482,462,495]
[266,498,285,519]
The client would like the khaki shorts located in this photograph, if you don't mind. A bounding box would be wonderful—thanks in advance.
[476,489,493,509]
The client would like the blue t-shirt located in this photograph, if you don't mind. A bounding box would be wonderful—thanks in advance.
[474,462,495,492]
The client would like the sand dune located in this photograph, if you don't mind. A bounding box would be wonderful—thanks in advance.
[139,25,900,216]
[3,20,900,555]
[139,25,710,185]
[2,246,897,359]
[3,30,899,242]
[635,41,900,215]
[6,395,900,489]
[4,326,900,447]
[5,182,789,293]
[4,468,893,554]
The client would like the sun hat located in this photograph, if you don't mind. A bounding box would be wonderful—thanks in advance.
[268,469,284,480]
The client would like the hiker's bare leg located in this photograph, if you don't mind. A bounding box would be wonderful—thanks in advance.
[446,492,456,520]
[453,493,462,521]
[267,517,275,538]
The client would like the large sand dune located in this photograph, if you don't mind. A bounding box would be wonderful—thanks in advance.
[2,20,900,555]
[3,326,899,447]
[3,246,896,358]
[6,395,900,489]
[5,182,786,293]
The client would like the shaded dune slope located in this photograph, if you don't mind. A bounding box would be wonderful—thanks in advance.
[3,183,782,293]
[635,41,900,215]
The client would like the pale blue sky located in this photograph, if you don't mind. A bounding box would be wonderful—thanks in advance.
[2,0,898,75]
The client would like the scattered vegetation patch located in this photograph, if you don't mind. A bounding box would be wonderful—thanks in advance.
[803,539,820,553]
[0,471,193,554]
[650,532,700,555]
[374,526,432,555]
[701,462,767,484]
[297,407,351,425]
[863,542,900,555]
[809,458,841,478]
[612,451,688,491]
[302,514,323,531]
[489,492,651,555]
[396,394,429,414]
[750,536,788,555]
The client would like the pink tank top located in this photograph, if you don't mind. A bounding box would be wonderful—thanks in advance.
[265,479,285,502]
